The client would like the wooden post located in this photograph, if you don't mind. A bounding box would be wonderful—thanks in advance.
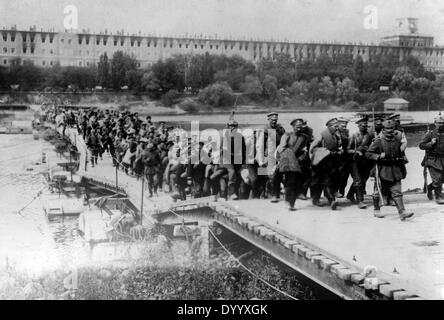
[115,164,118,190]
[69,151,73,182]
[140,173,144,225]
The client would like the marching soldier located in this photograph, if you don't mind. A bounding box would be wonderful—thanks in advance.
[257,112,286,203]
[300,120,314,199]
[366,120,414,221]
[335,117,351,198]
[222,118,246,200]
[419,115,444,204]
[276,119,311,211]
[310,118,342,210]
[347,117,373,209]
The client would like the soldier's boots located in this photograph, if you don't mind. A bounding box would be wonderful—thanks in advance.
[427,184,434,201]
[346,187,357,204]
[434,187,444,205]
[373,197,385,218]
[393,197,414,221]
[356,188,367,209]
[270,196,279,203]
[330,200,338,211]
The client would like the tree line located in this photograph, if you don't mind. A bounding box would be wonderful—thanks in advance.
[0,50,441,110]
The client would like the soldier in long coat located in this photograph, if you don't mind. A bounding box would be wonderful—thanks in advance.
[256,112,286,202]
[276,119,311,211]
[419,115,444,204]
[366,120,414,221]
[346,117,374,209]
[310,118,342,210]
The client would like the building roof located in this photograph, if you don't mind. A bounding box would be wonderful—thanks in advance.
[384,98,409,104]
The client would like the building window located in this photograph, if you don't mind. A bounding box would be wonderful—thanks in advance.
[87,62,90,66]
[170,43,172,48]
[179,44,182,48]
[61,39,64,43]
[216,45,219,50]
[11,48,15,53]
[186,44,188,49]
[210,45,213,49]
[3,59,7,65]
[3,47,7,53]
[11,35,15,42]
[114,40,118,46]
[50,61,53,66]
[50,49,54,54]
[2,34,6,41]
[195,44,197,49]
[201,45,203,49]
[147,41,151,47]
[79,61,82,66]
[68,39,71,44]
[42,61,46,66]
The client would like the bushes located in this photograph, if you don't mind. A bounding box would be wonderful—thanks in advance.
[178,98,201,113]
[161,90,180,107]
[198,81,235,108]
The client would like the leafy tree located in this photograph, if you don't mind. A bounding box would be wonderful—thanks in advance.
[289,80,309,98]
[318,76,335,101]
[240,75,263,100]
[262,74,278,100]
[391,66,415,92]
[111,51,139,90]
[97,53,110,88]
[198,81,234,107]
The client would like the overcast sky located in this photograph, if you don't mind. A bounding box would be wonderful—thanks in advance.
[1,0,444,44]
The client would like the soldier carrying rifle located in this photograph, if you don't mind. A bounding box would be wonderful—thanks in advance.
[366,119,414,221]
[419,114,444,205]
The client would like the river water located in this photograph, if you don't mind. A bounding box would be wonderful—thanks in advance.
[0,135,90,274]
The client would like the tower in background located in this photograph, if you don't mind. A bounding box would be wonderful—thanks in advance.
[380,17,434,47]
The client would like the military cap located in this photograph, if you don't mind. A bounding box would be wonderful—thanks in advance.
[267,112,279,119]
[356,116,369,124]
[140,138,149,143]
[383,120,395,128]
[337,117,350,124]
[435,115,444,124]
[386,114,400,121]
[290,118,304,126]
[326,118,339,127]
[227,119,239,127]
[147,143,155,150]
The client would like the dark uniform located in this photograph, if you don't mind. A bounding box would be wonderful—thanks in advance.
[346,117,374,209]
[86,129,101,167]
[419,115,444,204]
[142,144,162,197]
[310,118,342,210]
[366,120,414,221]
[276,119,310,210]
[335,118,351,198]
[221,120,246,200]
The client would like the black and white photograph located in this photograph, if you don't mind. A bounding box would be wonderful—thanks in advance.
[0,0,443,304]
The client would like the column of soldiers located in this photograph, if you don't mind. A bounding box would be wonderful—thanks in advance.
[261,112,414,221]
[56,105,432,222]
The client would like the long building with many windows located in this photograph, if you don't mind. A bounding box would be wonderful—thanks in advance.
[1,18,443,72]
